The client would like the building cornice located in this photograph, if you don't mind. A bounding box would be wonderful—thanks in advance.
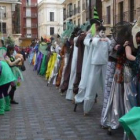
[0,0,21,4]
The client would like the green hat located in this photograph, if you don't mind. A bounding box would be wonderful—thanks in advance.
[39,42,48,55]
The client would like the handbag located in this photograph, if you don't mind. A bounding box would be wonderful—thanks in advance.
[124,66,132,83]
[20,64,26,71]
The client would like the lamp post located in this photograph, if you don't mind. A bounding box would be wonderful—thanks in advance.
[0,6,4,40]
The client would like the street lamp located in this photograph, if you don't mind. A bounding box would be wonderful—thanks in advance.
[0,6,4,40]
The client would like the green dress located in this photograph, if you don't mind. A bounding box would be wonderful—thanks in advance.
[0,61,16,86]
[38,42,49,76]
[39,55,48,76]
[119,107,140,140]
[9,56,24,86]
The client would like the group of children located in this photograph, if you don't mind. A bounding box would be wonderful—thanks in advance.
[29,15,140,139]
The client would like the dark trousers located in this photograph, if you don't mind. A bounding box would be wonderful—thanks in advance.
[9,85,16,101]
[0,83,10,99]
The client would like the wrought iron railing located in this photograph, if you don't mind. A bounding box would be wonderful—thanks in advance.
[23,24,37,28]
[24,13,37,18]
[25,3,37,7]
[82,3,86,11]
[103,10,138,24]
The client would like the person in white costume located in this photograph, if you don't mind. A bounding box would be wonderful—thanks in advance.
[74,19,102,105]
[74,27,93,103]
[83,26,111,115]
[66,34,79,100]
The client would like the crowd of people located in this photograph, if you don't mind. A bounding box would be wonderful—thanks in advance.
[28,14,140,139]
[0,9,140,140]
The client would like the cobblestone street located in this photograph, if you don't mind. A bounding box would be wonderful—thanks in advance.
[0,62,123,140]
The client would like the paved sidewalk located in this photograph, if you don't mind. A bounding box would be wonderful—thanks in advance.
[0,62,124,140]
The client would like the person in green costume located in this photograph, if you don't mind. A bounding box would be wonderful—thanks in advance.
[0,47,17,115]
[39,38,50,76]
[5,46,23,104]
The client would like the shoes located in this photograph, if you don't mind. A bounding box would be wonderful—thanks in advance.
[10,100,19,104]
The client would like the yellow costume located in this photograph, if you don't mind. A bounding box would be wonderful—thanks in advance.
[45,53,57,80]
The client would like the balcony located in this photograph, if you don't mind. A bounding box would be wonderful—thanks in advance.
[20,34,37,39]
[0,0,22,4]
[77,7,80,14]
[23,13,37,18]
[24,3,37,7]
[103,10,137,25]
[63,14,67,20]
[115,10,136,23]
[23,24,37,28]
[68,11,73,17]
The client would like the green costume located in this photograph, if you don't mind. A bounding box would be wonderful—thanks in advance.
[38,42,49,76]
[39,55,48,76]
[0,61,16,86]
[119,107,140,140]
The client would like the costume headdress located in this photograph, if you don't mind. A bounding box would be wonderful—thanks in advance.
[90,7,103,36]
[132,16,140,49]
[38,36,51,55]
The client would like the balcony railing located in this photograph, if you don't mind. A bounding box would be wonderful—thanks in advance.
[103,10,138,25]
[63,14,67,20]
[24,3,37,7]
[0,0,21,3]
[24,13,37,18]
[82,3,86,11]
[63,7,82,20]
[0,28,6,34]
[21,34,37,39]
[115,10,136,23]
[77,7,80,13]
[23,24,37,28]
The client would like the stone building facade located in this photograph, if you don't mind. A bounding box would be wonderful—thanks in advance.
[102,0,140,35]
[62,0,102,29]
[20,0,38,47]
[38,0,63,38]
[0,0,21,45]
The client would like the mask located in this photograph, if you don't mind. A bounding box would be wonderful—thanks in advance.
[99,30,105,38]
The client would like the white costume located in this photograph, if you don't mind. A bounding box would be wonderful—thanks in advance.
[66,36,79,100]
[75,33,93,103]
[84,34,111,114]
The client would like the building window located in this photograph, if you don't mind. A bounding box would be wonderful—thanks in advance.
[107,6,111,24]
[74,4,76,15]
[129,0,134,22]
[50,27,54,35]
[119,2,123,22]
[63,23,66,30]
[0,22,6,33]
[78,18,80,27]
[78,1,80,13]
[0,6,6,18]
[50,12,54,21]
[69,3,73,17]
[63,8,66,20]
[74,20,76,25]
